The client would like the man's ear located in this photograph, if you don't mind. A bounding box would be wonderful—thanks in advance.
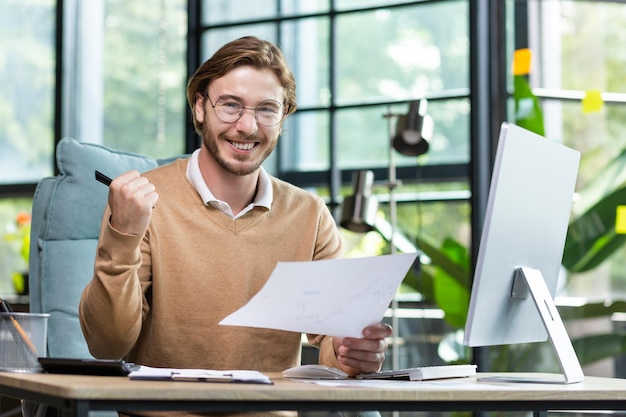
[195,93,206,123]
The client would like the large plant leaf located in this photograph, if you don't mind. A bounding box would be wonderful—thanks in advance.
[513,75,545,136]
[572,147,626,216]
[433,267,470,329]
[561,149,626,272]
[416,236,469,289]
[563,184,626,272]
[416,237,470,329]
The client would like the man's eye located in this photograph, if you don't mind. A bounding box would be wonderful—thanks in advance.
[220,101,242,111]
[258,104,280,114]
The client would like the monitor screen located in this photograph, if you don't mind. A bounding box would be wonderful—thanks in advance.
[463,122,583,383]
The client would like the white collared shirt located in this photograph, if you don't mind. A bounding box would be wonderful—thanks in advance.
[186,149,272,219]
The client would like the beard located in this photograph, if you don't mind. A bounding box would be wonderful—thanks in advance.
[201,122,277,177]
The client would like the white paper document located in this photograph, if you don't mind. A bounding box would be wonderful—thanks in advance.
[129,366,272,384]
[219,253,418,338]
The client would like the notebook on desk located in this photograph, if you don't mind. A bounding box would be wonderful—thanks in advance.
[357,364,477,381]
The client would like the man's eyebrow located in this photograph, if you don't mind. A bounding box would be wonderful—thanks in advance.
[216,95,283,106]
[215,94,242,102]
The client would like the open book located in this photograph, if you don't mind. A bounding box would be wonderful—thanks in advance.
[128,366,272,384]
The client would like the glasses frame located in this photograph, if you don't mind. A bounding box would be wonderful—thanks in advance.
[205,93,286,127]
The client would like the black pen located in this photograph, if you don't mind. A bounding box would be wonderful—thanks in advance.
[95,170,113,187]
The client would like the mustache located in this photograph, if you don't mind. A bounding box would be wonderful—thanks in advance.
[221,132,261,142]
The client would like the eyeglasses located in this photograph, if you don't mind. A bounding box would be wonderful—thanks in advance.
[205,94,286,127]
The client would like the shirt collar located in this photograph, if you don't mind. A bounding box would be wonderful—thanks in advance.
[186,149,273,210]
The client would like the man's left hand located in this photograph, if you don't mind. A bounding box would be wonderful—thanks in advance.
[333,323,392,376]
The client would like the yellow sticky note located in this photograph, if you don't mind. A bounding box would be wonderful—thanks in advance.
[616,206,626,234]
[512,48,532,75]
[582,90,603,113]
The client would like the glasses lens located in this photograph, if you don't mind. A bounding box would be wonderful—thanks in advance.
[214,97,284,126]
[256,100,283,126]
[214,99,242,123]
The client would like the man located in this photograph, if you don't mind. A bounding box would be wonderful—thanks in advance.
[79,36,391,416]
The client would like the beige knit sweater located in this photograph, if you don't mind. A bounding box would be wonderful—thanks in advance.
[79,158,343,417]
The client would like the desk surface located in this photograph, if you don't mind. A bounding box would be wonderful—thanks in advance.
[2,371,626,415]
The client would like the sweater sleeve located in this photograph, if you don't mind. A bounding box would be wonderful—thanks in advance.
[307,334,341,368]
[78,207,151,359]
[312,197,343,261]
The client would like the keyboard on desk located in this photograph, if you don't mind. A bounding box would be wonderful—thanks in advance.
[356,364,477,381]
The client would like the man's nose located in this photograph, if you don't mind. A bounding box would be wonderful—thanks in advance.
[235,108,259,134]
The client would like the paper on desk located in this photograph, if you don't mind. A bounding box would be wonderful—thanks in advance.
[129,366,272,384]
[219,253,418,338]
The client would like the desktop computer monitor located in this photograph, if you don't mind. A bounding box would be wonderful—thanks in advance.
[463,122,584,384]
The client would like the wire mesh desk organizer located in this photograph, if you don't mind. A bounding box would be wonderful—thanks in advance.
[0,299,48,372]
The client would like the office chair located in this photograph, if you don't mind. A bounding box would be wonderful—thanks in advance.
[25,137,174,417]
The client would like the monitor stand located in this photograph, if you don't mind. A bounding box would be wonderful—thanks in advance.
[479,267,585,384]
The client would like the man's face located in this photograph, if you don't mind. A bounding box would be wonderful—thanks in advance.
[195,66,286,177]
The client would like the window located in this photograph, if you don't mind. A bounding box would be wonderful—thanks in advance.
[0,0,55,293]
[67,0,187,157]
[523,1,626,299]
[3,0,625,376]
[196,0,471,244]
[0,0,187,295]
[0,0,56,185]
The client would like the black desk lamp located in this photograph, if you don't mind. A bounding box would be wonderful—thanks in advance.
[392,99,433,157]
[340,170,378,233]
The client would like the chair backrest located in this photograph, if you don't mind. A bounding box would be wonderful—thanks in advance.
[29,138,181,358]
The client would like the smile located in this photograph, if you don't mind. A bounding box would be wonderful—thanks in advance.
[230,141,257,151]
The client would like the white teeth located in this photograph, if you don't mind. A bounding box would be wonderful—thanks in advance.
[232,141,255,151]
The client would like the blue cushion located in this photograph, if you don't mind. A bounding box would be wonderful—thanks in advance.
[30,138,161,358]
[42,240,98,357]
[49,138,159,240]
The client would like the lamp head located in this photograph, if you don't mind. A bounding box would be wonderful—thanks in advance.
[392,99,433,157]
[340,170,378,233]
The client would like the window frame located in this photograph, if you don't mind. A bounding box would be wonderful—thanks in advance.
[186,0,484,216]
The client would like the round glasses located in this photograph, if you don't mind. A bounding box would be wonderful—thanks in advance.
[206,94,286,127]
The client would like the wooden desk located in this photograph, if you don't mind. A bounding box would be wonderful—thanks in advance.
[1,371,626,417]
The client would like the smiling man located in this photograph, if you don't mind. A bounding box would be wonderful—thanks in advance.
[79,36,391,417]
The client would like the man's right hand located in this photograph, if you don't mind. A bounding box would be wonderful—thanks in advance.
[108,170,159,236]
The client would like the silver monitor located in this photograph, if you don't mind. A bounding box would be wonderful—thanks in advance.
[463,122,584,384]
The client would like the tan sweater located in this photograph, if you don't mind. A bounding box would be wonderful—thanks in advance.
[79,158,343,417]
